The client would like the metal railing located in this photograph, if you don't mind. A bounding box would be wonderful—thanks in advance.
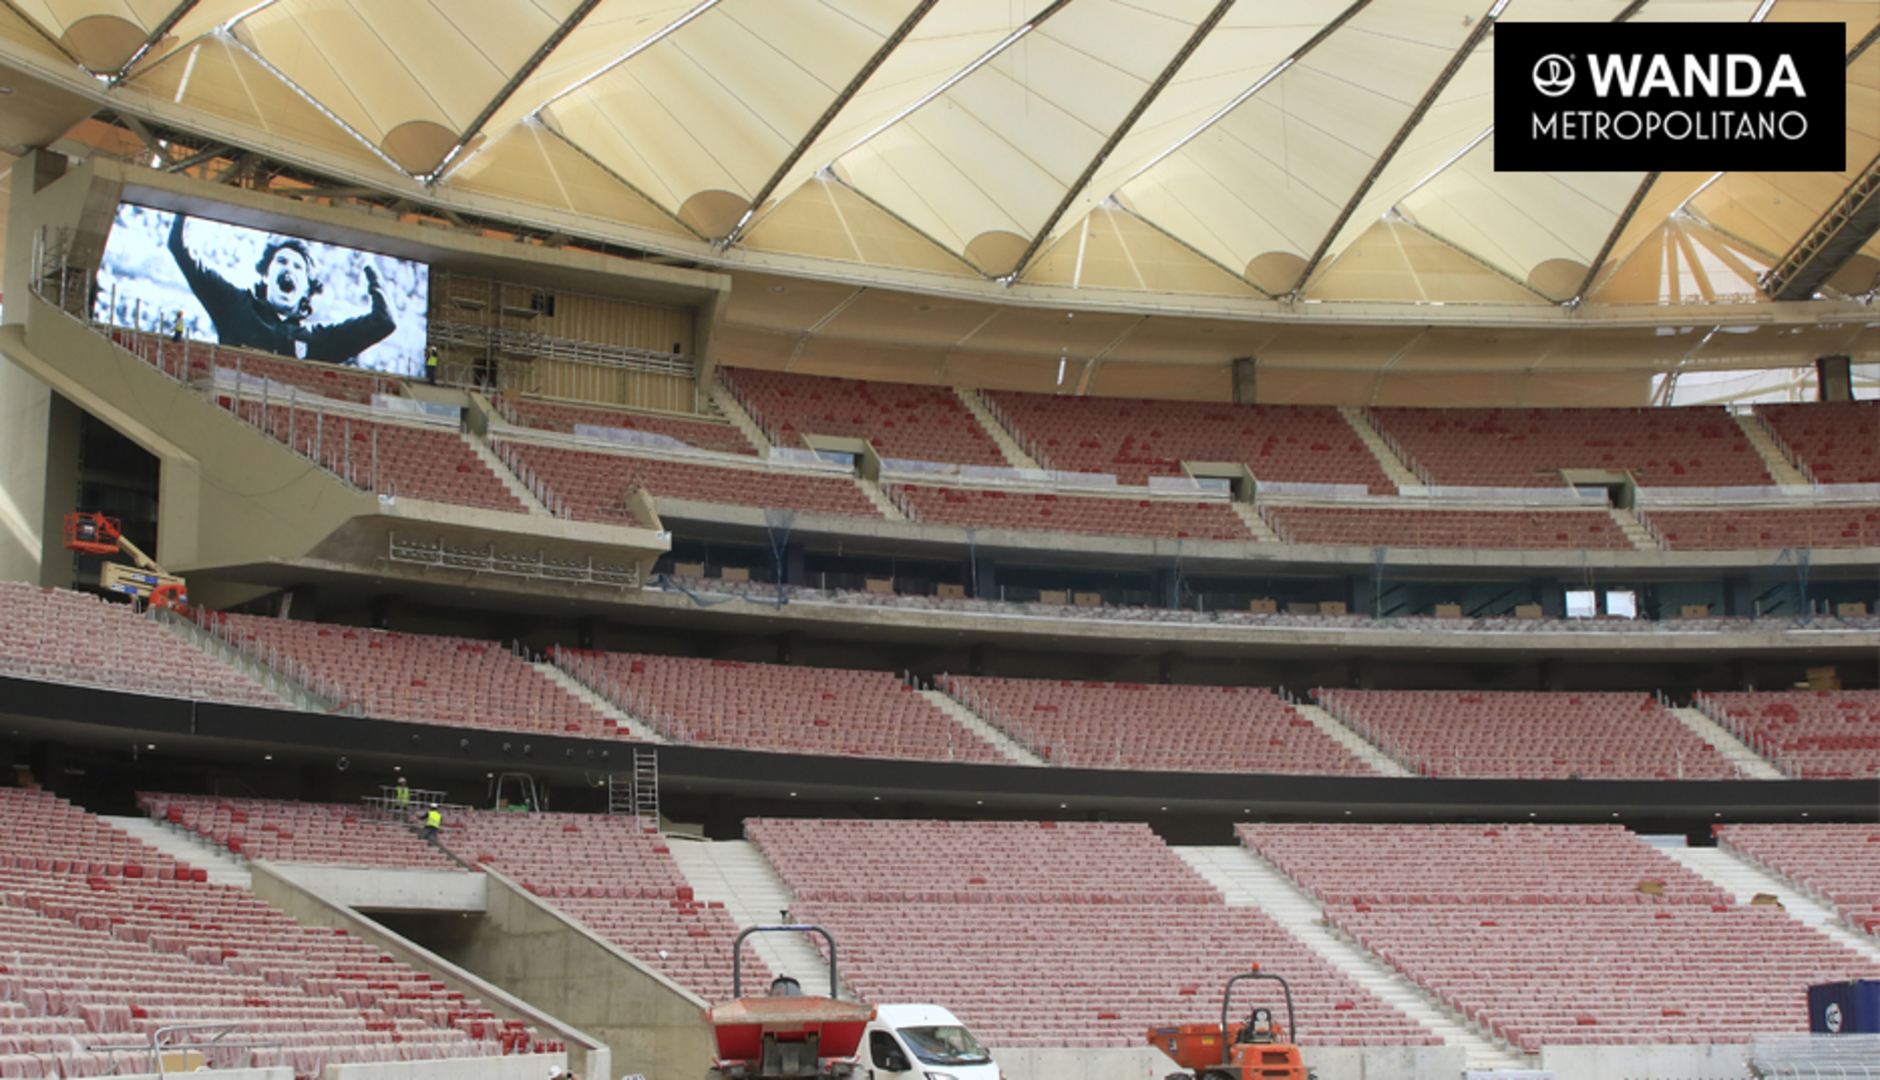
[975,389,1054,472]
[932,674,1051,763]
[487,434,572,518]
[387,533,640,588]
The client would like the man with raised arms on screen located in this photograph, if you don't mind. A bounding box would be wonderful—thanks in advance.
[168,213,396,365]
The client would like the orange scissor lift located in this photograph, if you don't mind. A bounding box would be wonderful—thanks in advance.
[63,512,188,609]
[1149,967,1311,1080]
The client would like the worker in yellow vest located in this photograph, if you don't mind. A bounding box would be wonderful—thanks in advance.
[425,345,439,384]
[421,803,441,841]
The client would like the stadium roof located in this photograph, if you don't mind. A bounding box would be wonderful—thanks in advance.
[0,0,1875,317]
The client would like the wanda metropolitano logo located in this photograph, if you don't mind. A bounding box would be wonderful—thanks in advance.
[1495,22,1845,171]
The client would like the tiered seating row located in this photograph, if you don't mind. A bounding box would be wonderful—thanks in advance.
[750,819,1432,1049]
[441,811,762,1002]
[1262,505,1632,550]
[559,651,1004,763]
[232,404,525,514]
[1315,690,1735,780]
[940,676,1373,775]
[504,443,882,522]
[1717,824,1880,937]
[984,393,1394,493]
[202,613,618,739]
[0,583,281,709]
[1238,823,1880,1052]
[1643,507,1880,551]
[115,330,402,405]
[891,484,1252,541]
[140,793,459,871]
[1757,401,1879,485]
[1368,407,1771,488]
[725,368,1005,466]
[0,789,551,1078]
[495,394,755,456]
[1697,690,1880,780]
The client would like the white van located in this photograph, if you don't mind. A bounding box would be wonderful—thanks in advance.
[860,1004,1000,1080]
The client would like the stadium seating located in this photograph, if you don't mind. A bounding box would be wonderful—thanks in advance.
[0,583,281,708]
[116,329,402,405]
[1756,401,1879,485]
[1641,506,1880,550]
[1368,406,1771,488]
[0,787,546,1076]
[502,443,882,522]
[1239,823,1880,1051]
[1261,505,1632,550]
[983,392,1395,492]
[558,651,1005,762]
[890,484,1251,541]
[1695,690,1880,780]
[200,613,619,738]
[139,793,459,870]
[940,676,1373,775]
[493,393,756,456]
[440,811,763,1001]
[724,368,1005,466]
[1716,824,1880,938]
[746,819,1434,1048]
[235,404,525,513]
[1313,690,1737,779]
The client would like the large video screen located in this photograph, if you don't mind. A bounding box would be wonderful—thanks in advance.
[93,204,430,378]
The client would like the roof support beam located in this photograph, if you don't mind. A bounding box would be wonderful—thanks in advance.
[428,0,607,183]
[1761,153,1880,300]
[110,0,199,85]
[1288,0,1500,299]
[720,0,943,248]
[1570,173,1658,304]
[1757,28,1880,299]
[120,114,175,166]
[1004,0,1238,282]
[165,143,227,174]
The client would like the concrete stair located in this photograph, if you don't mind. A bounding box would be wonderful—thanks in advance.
[1662,846,1880,964]
[107,815,252,889]
[535,662,664,742]
[1733,412,1812,489]
[1175,845,1528,1072]
[1607,506,1658,551]
[1339,406,1425,493]
[917,688,1047,766]
[954,387,1042,470]
[1667,706,1786,779]
[1232,501,1282,543]
[664,838,852,998]
[857,477,907,521]
[1292,703,1413,777]
[710,379,775,456]
[466,431,553,514]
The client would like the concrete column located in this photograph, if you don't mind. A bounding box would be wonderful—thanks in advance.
[782,541,806,586]
[971,557,996,600]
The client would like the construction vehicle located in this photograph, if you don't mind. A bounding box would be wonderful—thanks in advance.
[63,512,188,609]
[705,925,873,1080]
[1149,966,1311,1080]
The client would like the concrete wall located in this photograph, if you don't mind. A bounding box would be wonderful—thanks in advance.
[989,1044,1467,1080]
[266,863,488,912]
[1539,1042,1751,1080]
[321,1053,567,1080]
[246,861,610,1080]
[0,351,52,583]
[434,868,715,1080]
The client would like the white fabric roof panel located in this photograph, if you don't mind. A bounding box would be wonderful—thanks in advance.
[0,0,1872,314]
